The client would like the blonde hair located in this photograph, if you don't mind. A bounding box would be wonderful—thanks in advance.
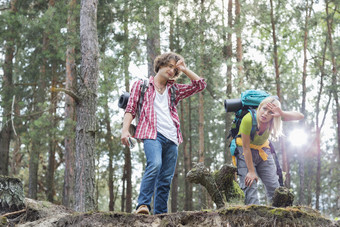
[256,97,283,140]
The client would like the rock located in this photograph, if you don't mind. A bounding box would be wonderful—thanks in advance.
[272,186,294,207]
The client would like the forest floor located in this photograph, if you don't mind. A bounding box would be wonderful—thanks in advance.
[1,198,339,227]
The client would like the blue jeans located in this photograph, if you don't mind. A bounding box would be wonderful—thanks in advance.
[137,132,178,214]
[236,146,279,205]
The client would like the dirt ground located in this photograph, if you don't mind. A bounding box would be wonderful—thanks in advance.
[1,199,339,227]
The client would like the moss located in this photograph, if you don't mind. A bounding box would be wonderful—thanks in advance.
[41,201,52,208]
[1,216,8,226]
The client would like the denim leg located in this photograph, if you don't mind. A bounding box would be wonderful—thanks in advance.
[153,134,178,214]
[137,138,162,211]
[256,147,279,203]
[236,147,260,205]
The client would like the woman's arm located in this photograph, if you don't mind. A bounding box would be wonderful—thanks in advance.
[241,133,258,187]
[267,103,304,121]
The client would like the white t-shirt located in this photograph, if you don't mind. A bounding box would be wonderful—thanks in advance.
[154,87,178,145]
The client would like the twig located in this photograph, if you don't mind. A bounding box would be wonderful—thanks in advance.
[11,95,17,136]
[1,209,26,217]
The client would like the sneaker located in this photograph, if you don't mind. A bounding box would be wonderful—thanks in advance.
[136,205,149,215]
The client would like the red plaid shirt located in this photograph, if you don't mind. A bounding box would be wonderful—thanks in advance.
[125,76,206,144]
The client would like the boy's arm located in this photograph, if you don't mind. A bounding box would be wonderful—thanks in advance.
[121,113,133,147]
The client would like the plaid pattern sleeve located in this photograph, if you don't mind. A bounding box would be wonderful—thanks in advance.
[125,80,143,118]
[174,78,207,105]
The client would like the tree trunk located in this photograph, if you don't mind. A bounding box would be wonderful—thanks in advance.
[121,162,126,212]
[181,100,192,211]
[63,0,77,209]
[46,0,57,200]
[171,162,178,213]
[46,64,57,203]
[0,0,17,176]
[325,1,339,211]
[325,0,339,171]
[269,0,280,100]
[103,100,115,211]
[198,0,205,163]
[298,0,313,205]
[28,31,48,199]
[315,36,328,210]
[124,146,132,213]
[223,0,233,164]
[235,0,243,88]
[146,0,160,77]
[123,1,132,212]
[75,0,99,212]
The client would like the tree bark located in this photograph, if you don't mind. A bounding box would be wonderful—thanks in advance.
[75,0,99,212]
[269,0,280,100]
[146,0,160,77]
[223,0,233,164]
[171,162,178,213]
[123,1,132,212]
[62,0,77,208]
[235,0,243,88]
[325,0,339,211]
[0,0,17,176]
[103,100,115,211]
[46,63,57,203]
[198,0,205,163]
[28,32,48,200]
[181,100,192,211]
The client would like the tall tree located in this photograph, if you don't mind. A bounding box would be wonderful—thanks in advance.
[223,0,233,164]
[198,0,205,163]
[63,0,78,208]
[121,0,132,213]
[315,38,331,210]
[0,0,17,176]
[325,0,339,212]
[146,0,160,77]
[74,0,99,212]
[235,0,243,88]
[29,4,49,199]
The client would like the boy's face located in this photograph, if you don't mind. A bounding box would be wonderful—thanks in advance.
[158,59,178,80]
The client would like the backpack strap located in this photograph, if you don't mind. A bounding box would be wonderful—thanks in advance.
[170,85,177,107]
[249,108,257,141]
[136,79,149,123]
[269,141,284,186]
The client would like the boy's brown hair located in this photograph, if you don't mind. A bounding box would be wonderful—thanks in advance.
[154,52,183,80]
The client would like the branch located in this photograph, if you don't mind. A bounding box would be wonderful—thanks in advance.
[51,87,80,103]
[1,209,26,217]
[11,95,17,136]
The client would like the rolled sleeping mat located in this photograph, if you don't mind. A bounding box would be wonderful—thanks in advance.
[224,99,242,112]
[118,92,130,109]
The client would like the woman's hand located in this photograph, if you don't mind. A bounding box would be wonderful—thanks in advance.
[266,102,282,117]
[245,171,258,187]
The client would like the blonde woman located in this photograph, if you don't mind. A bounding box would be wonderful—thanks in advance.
[235,97,304,205]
